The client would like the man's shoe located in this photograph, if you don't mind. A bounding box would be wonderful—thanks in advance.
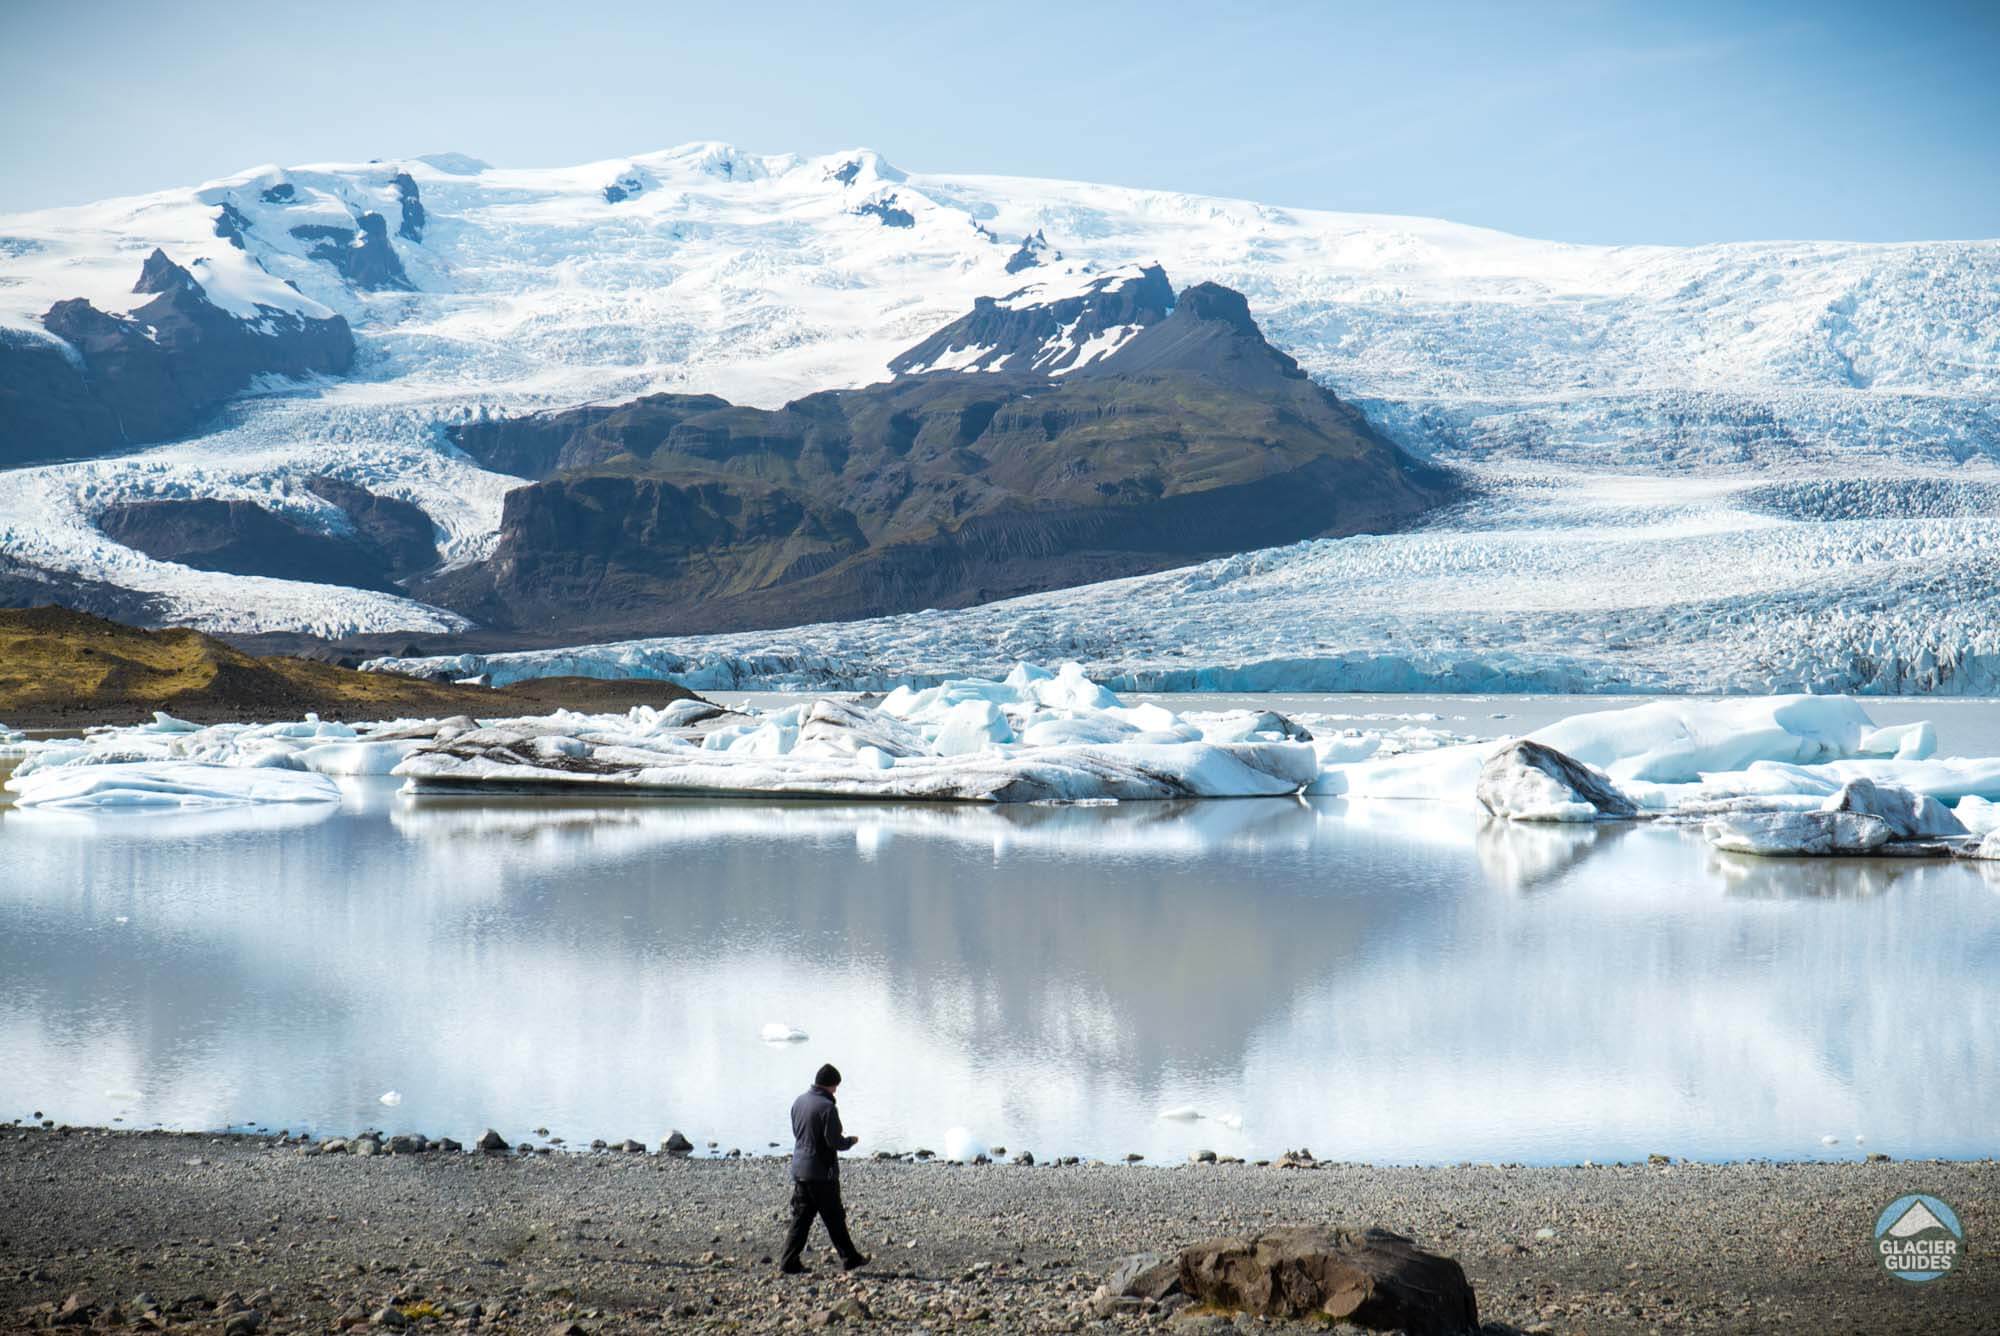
[842,1254,871,1272]
[779,1261,810,1275]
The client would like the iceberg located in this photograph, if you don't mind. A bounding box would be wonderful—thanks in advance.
[1474,741,1636,823]
[391,664,1321,803]
[6,762,342,810]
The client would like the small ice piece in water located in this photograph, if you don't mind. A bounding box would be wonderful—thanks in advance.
[942,1127,989,1163]
[379,1090,403,1106]
[760,1023,809,1043]
[114,916,129,924]
[1821,1134,1840,1145]
[1157,1105,1204,1122]
[1216,1113,1244,1130]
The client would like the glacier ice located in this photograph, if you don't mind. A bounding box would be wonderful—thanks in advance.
[5,761,342,810]
[1474,741,1635,823]
[2,142,1997,669]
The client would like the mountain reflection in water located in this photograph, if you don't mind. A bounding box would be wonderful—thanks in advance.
[1,781,1995,1163]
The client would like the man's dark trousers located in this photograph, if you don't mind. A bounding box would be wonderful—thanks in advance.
[781,1179,860,1268]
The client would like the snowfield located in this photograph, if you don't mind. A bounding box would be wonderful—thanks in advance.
[2,142,1998,661]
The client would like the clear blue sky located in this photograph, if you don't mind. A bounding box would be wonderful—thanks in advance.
[3,0,1996,243]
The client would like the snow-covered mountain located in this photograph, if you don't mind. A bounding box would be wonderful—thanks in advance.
[3,142,1999,689]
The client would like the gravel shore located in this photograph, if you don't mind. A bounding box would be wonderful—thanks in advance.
[2,1126,1994,1334]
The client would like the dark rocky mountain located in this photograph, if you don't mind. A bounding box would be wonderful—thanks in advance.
[289,213,413,290]
[0,250,354,467]
[421,270,1454,638]
[888,265,1173,377]
[97,478,439,595]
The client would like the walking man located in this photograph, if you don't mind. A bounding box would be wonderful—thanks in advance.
[779,1063,870,1274]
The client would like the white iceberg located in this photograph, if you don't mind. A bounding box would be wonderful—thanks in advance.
[1705,811,1893,857]
[1157,1105,1204,1122]
[1475,740,1635,823]
[378,1090,403,1106]
[760,1023,809,1043]
[5,762,342,811]
[390,665,1320,804]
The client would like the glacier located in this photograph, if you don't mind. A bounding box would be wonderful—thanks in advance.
[0,141,1997,675]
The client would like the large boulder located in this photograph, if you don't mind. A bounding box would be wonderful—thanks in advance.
[1177,1226,1478,1334]
[1476,740,1635,822]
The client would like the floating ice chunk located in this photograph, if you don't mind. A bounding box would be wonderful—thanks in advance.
[6,762,342,810]
[795,698,931,759]
[398,737,1317,803]
[1955,795,2000,836]
[1310,741,1489,800]
[1215,1113,1244,1130]
[294,739,427,776]
[1821,1134,1840,1146]
[1476,741,1635,823]
[378,1090,403,1106]
[1157,1105,1204,1122]
[1187,710,1313,744]
[931,699,1014,756]
[1530,696,1878,784]
[1311,734,1382,766]
[1820,777,1964,839]
[1705,810,1891,856]
[141,712,203,735]
[941,1127,989,1163]
[1019,716,1136,747]
[760,1023,809,1043]
[1858,721,1937,761]
[0,722,26,754]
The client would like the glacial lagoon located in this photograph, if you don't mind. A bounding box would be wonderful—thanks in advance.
[3,694,1998,1165]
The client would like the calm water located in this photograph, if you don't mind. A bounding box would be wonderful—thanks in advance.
[4,694,2000,1164]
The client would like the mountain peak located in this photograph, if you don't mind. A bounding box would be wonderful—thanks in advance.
[888,263,1173,378]
[1077,278,1306,385]
[132,248,198,297]
[1172,282,1259,335]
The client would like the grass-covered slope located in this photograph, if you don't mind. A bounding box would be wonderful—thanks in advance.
[0,607,690,727]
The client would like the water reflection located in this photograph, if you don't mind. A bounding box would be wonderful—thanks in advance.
[1,782,1996,1164]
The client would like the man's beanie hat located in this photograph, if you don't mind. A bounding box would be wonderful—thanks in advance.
[815,1063,842,1087]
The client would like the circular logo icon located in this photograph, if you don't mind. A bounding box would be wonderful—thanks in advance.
[1875,1194,1964,1283]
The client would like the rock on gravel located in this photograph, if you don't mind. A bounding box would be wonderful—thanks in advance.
[1178,1225,1479,1334]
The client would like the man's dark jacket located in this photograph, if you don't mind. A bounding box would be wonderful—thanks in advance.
[790,1085,856,1181]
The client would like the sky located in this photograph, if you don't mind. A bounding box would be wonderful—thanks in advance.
[2,0,1996,244]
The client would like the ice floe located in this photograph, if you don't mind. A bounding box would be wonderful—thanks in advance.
[760,1023,810,1044]
[6,762,342,810]
[14,667,2000,859]
[390,667,1321,803]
